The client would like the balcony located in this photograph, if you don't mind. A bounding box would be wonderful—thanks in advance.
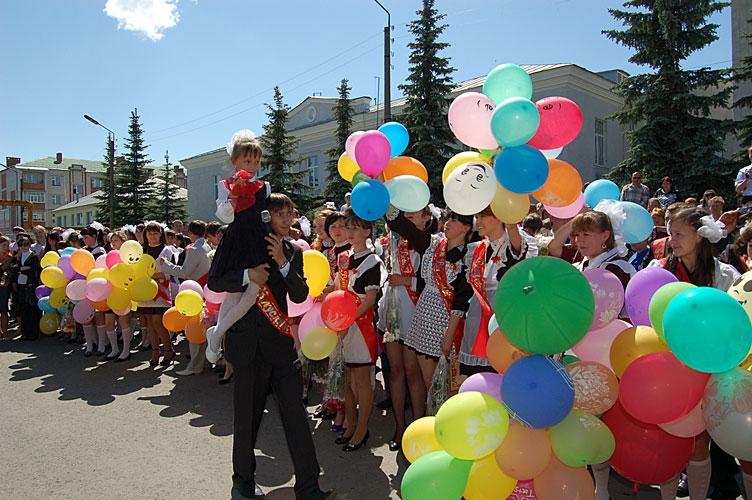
[21,181,44,191]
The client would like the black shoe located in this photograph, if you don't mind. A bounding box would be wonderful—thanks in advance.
[219,374,234,385]
[231,484,264,498]
[84,350,93,357]
[376,398,393,410]
[342,431,369,452]
[388,433,403,452]
[67,337,77,345]
[95,350,106,357]
[310,489,337,500]
[334,434,351,445]
[105,353,120,361]
[677,473,689,498]
[114,353,131,362]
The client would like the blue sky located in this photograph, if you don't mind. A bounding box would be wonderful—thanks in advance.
[0,0,732,166]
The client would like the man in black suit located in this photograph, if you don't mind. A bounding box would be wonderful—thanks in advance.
[208,193,334,500]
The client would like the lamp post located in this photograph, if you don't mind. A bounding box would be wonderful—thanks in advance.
[374,0,391,124]
[83,114,116,227]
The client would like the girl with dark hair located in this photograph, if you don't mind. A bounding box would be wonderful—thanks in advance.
[654,176,680,209]
[80,223,106,257]
[44,231,61,256]
[647,207,745,499]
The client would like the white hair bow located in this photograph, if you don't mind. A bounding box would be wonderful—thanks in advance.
[697,215,725,243]
[594,200,629,256]
[226,129,257,156]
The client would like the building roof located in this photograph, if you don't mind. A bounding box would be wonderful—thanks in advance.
[53,177,187,213]
[16,156,107,172]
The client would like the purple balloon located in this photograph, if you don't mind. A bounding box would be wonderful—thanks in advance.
[584,268,625,330]
[625,267,678,326]
[73,273,86,280]
[58,255,76,279]
[35,285,51,299]
[354,130,391,177]
[458,372,504,403]
[73,299,96,324]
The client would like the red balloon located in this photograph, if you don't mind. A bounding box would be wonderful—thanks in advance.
[602,400,693,484]
[619,351,710,425]
[321,290,360,331]
[205,301,221,314]
[527,97,583,150]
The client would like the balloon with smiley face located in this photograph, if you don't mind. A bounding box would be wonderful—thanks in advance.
[447,92,498,149]
[527,97,583,150]
[120,240,143,265]
[443,162,497,215]
[729,271,752,322]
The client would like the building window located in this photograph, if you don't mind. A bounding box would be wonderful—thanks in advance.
[77,213,83,226]
[307,156,319,188]
[595,119,607,166]
[32,211,45,221]
[86,211,93,224]
[92,178,105,189]
[63,215,67,226]
[50,175,62,186]
[74,183,84,196]
[22,191,45,203]
[57,217,62,226]
[22,173,43,184]
[51,194,62,205]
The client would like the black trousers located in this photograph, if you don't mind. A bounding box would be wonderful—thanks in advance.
[17,285,40,339]
[232,351,321,499]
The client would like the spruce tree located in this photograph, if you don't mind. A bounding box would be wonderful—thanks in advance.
[115,108,155,224]
[733,17,752,156]
[260,87,312,207]
[324,79,354,203]
[95,133,118,225]
[398,0,457,201]
[604,0,735,198]
[153,151,187,224]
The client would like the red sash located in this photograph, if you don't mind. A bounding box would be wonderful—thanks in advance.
[255,284,292,338]
[355,307,378,364]
[469,241,494,358]
[397,239,420,305]
[432,238,464,351]
[653,237,669,261]
[337,252,350,290]
[659,258,692,283]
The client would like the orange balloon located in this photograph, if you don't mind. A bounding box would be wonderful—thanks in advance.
[609,325,669,378]
[71,249,96,276]
[382,156,428,183]
[532,159,582,208]
[487,329,529,374]
[185,315,206,344]
[92,300,110,312]
[566,361,619,415]
[162,306,189,332]
[495,422,552,480]
[533,457,595,500]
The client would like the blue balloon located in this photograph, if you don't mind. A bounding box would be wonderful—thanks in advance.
[351,179,390,221]
[385,175,430,213]
[38,296,55,313]
[490,97,540,148]
[57,306,68,315]
[378,122,410,157]
[494,145,549,194]
[620,201,654,244]
[60,247,75,257]
[584,179,621,208]
[501,355,574,428]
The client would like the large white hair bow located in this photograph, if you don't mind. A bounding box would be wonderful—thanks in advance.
[226,129,257,156]
[697,215,725,243]
[594,199,629,257]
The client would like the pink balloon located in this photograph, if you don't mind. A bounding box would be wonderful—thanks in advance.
[459,372,504,403]
[287,293,314,318]
[291,239,311,251]
[527,97,583,150]
[583,268,625,330]
[113,304,132,316]
[659,401,706,437]
[66,279,88,302]
[73,299,96,324]
[345,131,365,162]
[572,319,631,370]
[85,278,112,302]
[95,254,107,269]
[354,130,391,177]
[106,250,122,269]
[544,193,584,219]
[507,480,537,500]
[203,284,226,304]
[298,302,324,340]
[58,255,76,280]
[178,280,204,297]
[447,92,498,149]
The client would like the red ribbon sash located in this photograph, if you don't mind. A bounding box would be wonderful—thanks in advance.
[469,241,494,358]
[255,284,292,338]
[397,239,420,305]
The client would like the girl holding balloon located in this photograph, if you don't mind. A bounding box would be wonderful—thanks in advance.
[647,207,748,499]
[334,209,385,452]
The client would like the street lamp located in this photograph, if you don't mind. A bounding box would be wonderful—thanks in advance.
[83,114,116,227]
[373,0,391,124]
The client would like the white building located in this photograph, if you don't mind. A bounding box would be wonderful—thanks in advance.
[181,64,627,222]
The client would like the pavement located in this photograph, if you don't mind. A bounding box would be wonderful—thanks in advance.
[0,332,702,500]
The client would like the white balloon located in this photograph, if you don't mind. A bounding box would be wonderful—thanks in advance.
[541,146,564,159]
[442,161,497,215]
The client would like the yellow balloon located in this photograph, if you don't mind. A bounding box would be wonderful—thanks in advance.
[120,240,143,265]
[40,251,60,268]
[132,253,156,279]
[107,287,131,311]
[301,326,337,360]
[49,287,70,309]
[490,185,531,224]
[41,266,67,289]
[464,454,518,500]
[109,263,135,289]
[175,290,203,317]
[435,392,510,460]
[131,301,139,312]
[87,268,109,281]
[610,325,670,378]
[303,250,330,298]
[402,416,442,463]
[337,153,360,182]
[130,277,158,302]
[39,312,59,336]
[443,151,484,184]
[70,249,95,276]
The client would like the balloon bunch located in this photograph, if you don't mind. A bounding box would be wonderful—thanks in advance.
[36,242,161,334]
[337,122,431,220]
[401,257,610,500]
[161,280,223,344]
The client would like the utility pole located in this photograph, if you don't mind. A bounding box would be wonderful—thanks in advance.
[84,114,116,227]
[374,0,391,124]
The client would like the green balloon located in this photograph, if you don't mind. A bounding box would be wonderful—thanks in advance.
[551,409,615,467]
[482,63,533,104]
[401,451,473,500]
[648,281,695,342]
[351,170,368,187]
[561,354,581,366]
[494,256,594,355]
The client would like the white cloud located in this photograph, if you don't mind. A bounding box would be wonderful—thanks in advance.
[104,0,180,41]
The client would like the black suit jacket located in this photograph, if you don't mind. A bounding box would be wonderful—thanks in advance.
[10,252,41,288]
[211,240,309,366]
